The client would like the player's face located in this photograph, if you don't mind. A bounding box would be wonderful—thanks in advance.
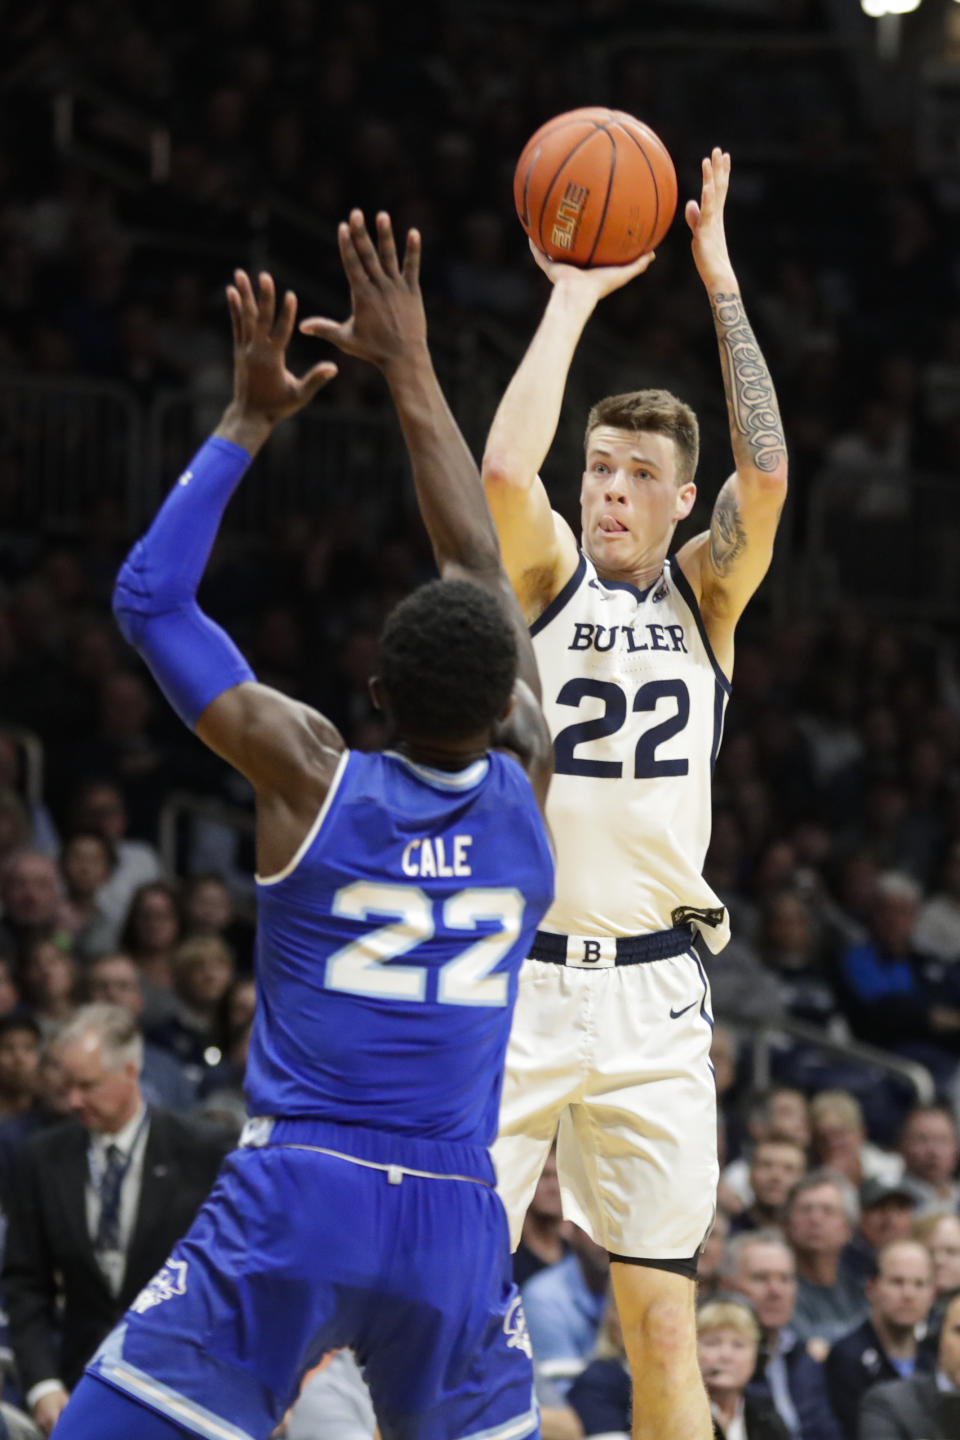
[580,427,695,577]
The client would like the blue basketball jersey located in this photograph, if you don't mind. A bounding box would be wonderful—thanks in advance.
[246,748,554,1148]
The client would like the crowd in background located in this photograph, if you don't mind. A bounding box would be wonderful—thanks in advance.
[0,1,959,1438]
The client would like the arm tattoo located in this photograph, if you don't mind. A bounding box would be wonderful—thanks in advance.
[711,293,786,474]
[709,482,747,576]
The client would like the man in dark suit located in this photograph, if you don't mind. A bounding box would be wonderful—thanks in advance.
[1,1004,229,1435]
[859,1290,960,1438]
[721,1230,843,1440]
[825,1238,935,1438]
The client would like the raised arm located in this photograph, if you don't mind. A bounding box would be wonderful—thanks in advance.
[481,244,656,620]
[674,150,788,673]
[300,211,554,803]
[112,270,345,875]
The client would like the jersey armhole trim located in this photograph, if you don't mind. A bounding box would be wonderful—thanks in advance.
[529,552,587,637]
[255,749,351,887]
[666,558,732,695]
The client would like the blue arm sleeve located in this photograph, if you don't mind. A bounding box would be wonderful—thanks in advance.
[113,436,257,729]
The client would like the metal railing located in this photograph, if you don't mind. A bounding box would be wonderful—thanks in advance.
[0,376,142,533]
[158,791,256,919]
[742,1014,935,1106]
[144,393,411,533]
[0,728,45,809]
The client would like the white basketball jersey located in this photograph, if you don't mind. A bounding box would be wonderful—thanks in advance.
[532,550,731,952]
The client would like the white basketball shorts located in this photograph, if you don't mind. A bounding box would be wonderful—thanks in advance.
[493,944,718,1261]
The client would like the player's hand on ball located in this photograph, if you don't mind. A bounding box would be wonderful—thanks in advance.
[225,269,338,428]
[300,210,427,370]
[685,147,735,287]
[528,237,655,301]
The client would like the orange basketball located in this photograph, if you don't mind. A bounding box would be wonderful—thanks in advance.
[513,107,677,267]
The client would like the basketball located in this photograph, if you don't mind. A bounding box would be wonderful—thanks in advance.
[513,107,677,267]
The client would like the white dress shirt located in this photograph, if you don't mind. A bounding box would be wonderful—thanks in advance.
[710,1397,747,1440]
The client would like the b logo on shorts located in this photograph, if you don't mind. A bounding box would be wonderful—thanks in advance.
[130,1258,189,1314]
[503,1294,532,1358]
[564,935,616,967]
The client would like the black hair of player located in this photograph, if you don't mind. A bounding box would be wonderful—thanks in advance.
[377,579,517,743]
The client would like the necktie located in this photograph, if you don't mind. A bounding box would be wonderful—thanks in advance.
[96,1143,125,1251]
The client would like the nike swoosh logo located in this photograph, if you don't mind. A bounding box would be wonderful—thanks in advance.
[669,1001,698,1019]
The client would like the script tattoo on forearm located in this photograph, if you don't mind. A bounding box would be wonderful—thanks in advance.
[711,293,786,474]
[709,482,747,576]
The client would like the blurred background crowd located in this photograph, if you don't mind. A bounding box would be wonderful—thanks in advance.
[1,0,960,1436]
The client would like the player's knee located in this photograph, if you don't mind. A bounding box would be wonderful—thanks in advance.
[622,1293,694,1373]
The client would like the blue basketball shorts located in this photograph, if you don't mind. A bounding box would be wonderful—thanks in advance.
[83,1130,539,1440]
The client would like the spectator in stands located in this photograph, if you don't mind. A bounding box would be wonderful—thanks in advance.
[786,1170,870,1343]
[0,789,34,871]
[721,1230,842,1440]
[58,831,116,957]
[914,840,960,964]
[1,1003,229,1436]
[522,1224,610,1403]
[72,672,170,838]
[809,1091,903,1191]
[180,872,253,969]
[702,934,784,1031]
[730,1136,808,1236]
[696,1299,790,1439]
[0,732,57,857]
[513,1144,568,1288]
[914,1211,960,1302]
[0,1015,40,1122]
[195,973,255,1108]
[18,937,78,1038]
[284,1350,378,1440]
[699,1211,732,1305]
[838,872,960,1088]
[0,957,19,1019]
[118,880,181,1024]
[566,1299,630,1439]
[147,933,234,1087]
[70,781,163,942]
[721,1088,811,1214]
[758,889,838,1030]
[841,1178,917,1286]
[86,952,195,1112]
[0,1040,70,1205]
[897,1104,960,1215]
[858,1289,960,1438]
[0,851,69,968]
[824,1238,936,1438]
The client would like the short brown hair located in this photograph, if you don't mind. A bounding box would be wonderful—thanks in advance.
[585,389,700,487]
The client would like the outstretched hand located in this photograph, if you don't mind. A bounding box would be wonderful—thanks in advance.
[226,270,338,426]
[528,237,655,301]
[685,147,735,287]
[300,210,426,370]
